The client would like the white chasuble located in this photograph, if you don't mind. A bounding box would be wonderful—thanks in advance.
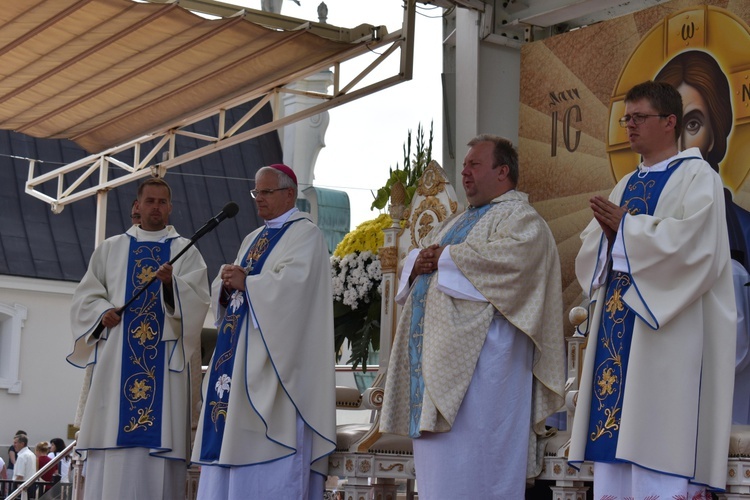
[569,149,736,490]
[68,225,210,498]
[191,210,336,494]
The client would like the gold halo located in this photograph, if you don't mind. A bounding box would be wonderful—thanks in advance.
[607,5,750,192]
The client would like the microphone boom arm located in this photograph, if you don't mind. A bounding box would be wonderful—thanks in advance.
[90,201,239,339]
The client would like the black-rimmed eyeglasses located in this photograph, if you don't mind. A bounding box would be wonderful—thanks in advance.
[250,188,289,199]
[618,113,670,127]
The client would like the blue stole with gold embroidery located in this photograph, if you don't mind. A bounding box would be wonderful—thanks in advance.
[585,159,687,461]
[407,204,492,438]
[199,222,295,461]
[117,237,170,448]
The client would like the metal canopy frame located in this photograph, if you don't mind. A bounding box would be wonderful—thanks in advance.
[24,0,416,231]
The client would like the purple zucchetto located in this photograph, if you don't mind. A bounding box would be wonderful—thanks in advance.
[269,164,298,186]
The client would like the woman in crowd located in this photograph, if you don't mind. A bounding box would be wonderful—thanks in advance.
[34,442,54,495]
[48,438,70,483]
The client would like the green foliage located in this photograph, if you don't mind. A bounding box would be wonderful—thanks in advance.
[333,298,381,372]
[370,121,434,211]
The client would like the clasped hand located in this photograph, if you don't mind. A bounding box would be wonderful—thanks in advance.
[590,195,627,242]
[221,264,247,291]
[410,244,443,283]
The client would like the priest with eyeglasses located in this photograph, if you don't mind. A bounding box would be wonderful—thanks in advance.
[192,164,336,500]
[569,80,736,498]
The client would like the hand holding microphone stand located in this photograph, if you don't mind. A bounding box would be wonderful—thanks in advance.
[90,201,240,339]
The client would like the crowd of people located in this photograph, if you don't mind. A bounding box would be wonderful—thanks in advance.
[3,431,72,499]
[6,77,747,499]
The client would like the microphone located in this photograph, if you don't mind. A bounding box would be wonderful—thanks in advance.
[192,201,240,241]
[90,201,240,339]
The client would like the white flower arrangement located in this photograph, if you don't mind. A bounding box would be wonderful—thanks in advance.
[331,250,382,310]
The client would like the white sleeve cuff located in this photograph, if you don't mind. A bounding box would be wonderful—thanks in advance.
[395,249,419,304]
[611,226,627,273]
[436,246,486,302]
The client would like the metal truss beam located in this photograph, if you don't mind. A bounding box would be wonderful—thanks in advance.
[25,0,416,215]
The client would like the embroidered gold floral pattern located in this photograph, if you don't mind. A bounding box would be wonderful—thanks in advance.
[133,319,156,345]
[605,288,624,316]
[136,265,156,284]
[129,378,152,401]
[123,408,155,432]
[624,178,657,216]
[122,243,167,435]
[590,407,620,442]
[589,272,631,443]
[214,294,242,373]
[584,167,682,461]
[123,295,161,432]
[597,367,617,396]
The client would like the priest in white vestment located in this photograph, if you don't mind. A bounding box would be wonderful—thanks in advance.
[569,81,736,497]
[380,135,566,498]
[732,257,750,425]
[192,165,336,500]
[68,178,210,500]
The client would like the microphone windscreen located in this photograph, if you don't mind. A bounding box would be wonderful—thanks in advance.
[223,201,240,219]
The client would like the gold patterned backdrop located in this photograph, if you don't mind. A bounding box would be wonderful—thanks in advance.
[519,0,750,328]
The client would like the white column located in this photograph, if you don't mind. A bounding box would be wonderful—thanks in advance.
[453,8,480,208]
[455,8,480,158]
[279,71,334,198]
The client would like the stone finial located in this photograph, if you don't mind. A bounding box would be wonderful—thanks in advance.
[318,2,328,23]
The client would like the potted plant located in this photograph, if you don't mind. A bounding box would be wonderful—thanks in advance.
[370,121,433,212]
[330,122,433,374]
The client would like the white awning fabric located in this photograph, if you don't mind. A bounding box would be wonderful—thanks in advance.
[0,0,382,153]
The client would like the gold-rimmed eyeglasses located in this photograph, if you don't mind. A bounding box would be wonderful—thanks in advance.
[618,113,670,127]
